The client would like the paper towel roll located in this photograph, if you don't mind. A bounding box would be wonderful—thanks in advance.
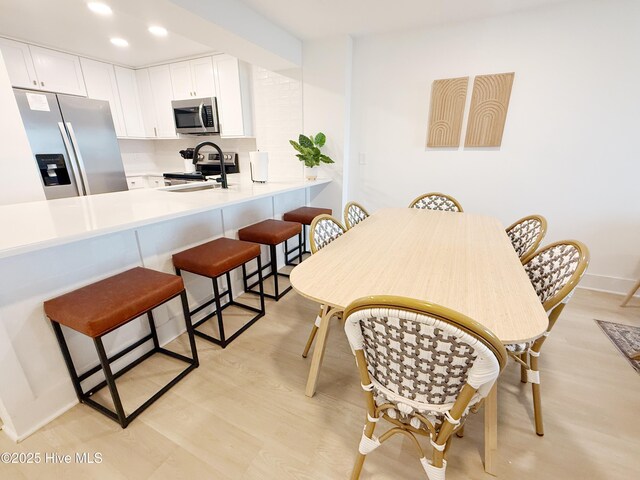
[183,158,196,173]
[249,151,269,182]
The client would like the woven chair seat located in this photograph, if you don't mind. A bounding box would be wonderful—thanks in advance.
[344,201,370,229]
[506,240,589,436]
[310,215,346,252]
[371,378,478,431]
[505,342,533,353]
[343,298,507,479]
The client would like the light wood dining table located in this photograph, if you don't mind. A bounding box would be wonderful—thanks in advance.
[289,208,549,475]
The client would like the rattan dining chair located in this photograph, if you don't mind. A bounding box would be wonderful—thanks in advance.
[505,214,547,261]
[507,240,589,436]
[301,215,347,358]
[409,193,463,212]
[344,201,370,230]
[344,295,507,480]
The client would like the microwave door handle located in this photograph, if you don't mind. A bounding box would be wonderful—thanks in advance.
[58,122,86,196]
[198,102,206,132]
[66,122,92,195]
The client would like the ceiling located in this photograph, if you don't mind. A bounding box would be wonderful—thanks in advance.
[237,0,575,39]
[0,0,215,67]
[0,0,575,69]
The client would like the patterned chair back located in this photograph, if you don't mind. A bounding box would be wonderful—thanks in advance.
[522,240,589,311]
[344,296,506,430]
[409,192,463,212]
[344,201,370,230]
[505,214,547,260]
[309,214,346,253]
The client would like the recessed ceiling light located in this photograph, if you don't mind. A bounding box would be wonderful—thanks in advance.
[88,2,112,15]
[148,26,168,37]
[110,38,129,47]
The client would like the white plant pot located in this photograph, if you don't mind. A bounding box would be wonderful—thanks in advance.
[305,166,318,180]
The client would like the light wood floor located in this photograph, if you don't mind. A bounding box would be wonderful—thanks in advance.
[1,288,639,479]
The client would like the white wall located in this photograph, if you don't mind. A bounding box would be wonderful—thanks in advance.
[253,66,304,180]
[118,137,257,178]
[348,0,640,294]
[0,51,45,205]
[303,36,353,216]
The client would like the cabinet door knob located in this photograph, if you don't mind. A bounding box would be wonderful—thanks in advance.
[154,127,157,136]
[33,80,37,85]
[40,81,45,87]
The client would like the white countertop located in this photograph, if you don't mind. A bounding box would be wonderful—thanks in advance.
[0,178,330,259]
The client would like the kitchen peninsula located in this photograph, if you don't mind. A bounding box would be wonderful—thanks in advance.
[0,178,330,441]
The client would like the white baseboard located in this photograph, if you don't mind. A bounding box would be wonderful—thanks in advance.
[578,273,638,297]
[1,422,18,442]
[4,400,78,443]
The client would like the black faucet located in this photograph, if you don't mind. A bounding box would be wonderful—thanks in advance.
[193,141,228,189]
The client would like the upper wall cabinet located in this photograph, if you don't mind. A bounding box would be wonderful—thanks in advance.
[213,55,253,137]
[29,46,86,96]
[191,57,216,99]
[114,66,146,138]
[0,37,254,139]
[80,58,126,136]
[147,65,178,138]
[0,39,86,96]
[0,38,38,89]
[135,69,158,138]
[170,57,215,100]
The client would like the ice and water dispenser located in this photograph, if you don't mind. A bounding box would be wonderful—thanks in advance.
[36,154,71,187]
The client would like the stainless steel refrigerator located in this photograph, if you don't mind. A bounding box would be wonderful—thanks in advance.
[14,88,128,200]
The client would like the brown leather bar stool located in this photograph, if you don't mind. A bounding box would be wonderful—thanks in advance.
[282,206,332,265]
[44,267,199,429]
[238,219,302,300]
[173,237,265,348]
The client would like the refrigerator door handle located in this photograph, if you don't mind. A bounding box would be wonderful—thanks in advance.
[65,122,92,195]
[57,122,86,196]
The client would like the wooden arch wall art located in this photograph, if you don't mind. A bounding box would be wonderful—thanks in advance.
[426,76,469,147]
[465,72,515,147]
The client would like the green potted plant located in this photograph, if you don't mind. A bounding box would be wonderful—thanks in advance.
[289,132,334,180]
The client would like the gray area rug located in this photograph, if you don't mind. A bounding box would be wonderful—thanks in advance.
[595,319,640,374]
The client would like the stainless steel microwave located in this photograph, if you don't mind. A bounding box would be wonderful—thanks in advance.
[171,97,220,135]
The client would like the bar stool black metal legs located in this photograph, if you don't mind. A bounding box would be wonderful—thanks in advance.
[45,268,199,428]
[238,219,303,301]
[172,237,266,348]
[243,235,301,300]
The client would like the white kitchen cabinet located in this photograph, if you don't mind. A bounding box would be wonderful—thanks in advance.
[134,69,157,138]
[114,66,145,137]
[80,58,126,136]
[170,57,215,100]
[169,61,193,100]
[212,55,253,137]
[29,45,86,96]
[126,176,147,190]
[190,57,216,98]
[148,65,177,138]
[147,175,165,188]
[0,37,38,89]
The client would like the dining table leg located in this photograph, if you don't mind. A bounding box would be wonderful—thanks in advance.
[305,305,338,397]
[483,383,498,475]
